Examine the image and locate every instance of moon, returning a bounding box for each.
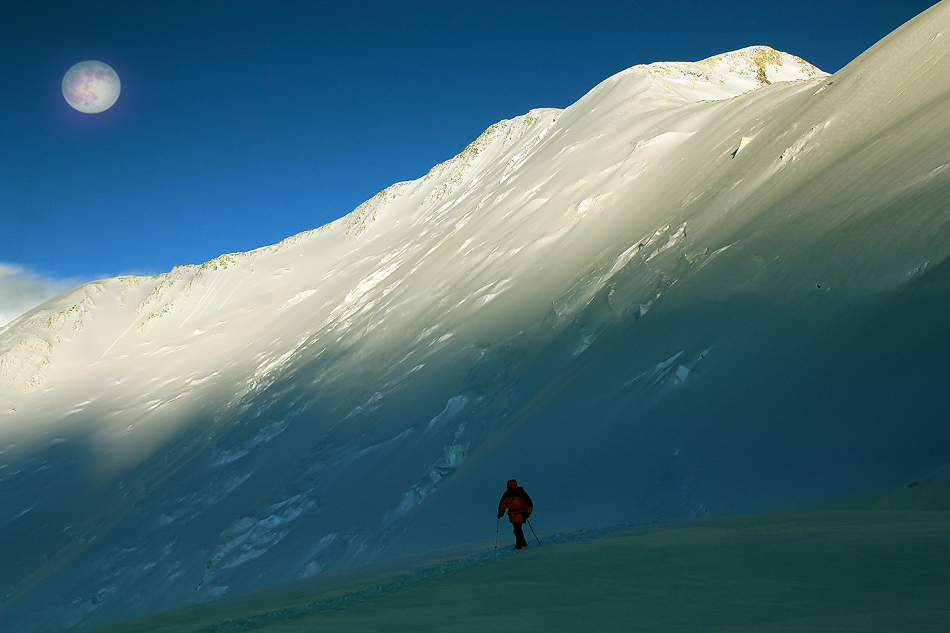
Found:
[62,61,121,114]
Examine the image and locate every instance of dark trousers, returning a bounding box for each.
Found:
[512,522,527,548]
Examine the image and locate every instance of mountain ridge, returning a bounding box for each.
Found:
[0,45,824,398]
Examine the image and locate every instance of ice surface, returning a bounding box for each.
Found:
[1,4,949,632]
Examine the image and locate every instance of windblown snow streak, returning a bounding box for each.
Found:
[2,5,949,631]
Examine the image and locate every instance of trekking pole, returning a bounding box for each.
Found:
[495,517,500,549]
[526,517,541,545]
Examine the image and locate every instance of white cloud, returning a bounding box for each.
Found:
[0,264,77,327]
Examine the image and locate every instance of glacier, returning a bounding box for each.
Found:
[1,3,949,631]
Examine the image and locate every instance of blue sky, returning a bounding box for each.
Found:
[0,0,938,322]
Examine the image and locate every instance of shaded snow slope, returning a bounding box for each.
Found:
[2,3,949,631]
[82,483,950,633]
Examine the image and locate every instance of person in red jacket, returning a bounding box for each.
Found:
[497,479,534,549]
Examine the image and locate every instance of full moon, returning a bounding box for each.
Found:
[62,61,121,114]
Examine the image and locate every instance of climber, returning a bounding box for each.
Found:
[497,479,534,549]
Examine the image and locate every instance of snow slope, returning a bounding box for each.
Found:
[1,3,949,630]
[83,483,950,633]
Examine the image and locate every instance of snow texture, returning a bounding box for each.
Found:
[81,484,947,632]
[1,5,949,631]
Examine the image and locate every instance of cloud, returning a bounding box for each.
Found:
[0,264,77,328]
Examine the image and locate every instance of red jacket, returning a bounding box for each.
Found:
[498,486,533,524]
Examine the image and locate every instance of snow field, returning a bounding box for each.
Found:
[85,483,950,633]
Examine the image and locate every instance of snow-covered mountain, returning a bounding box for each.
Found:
[2,2,949,630]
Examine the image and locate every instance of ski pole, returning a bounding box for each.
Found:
[495,517,500,549]
[526,517,541,545]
